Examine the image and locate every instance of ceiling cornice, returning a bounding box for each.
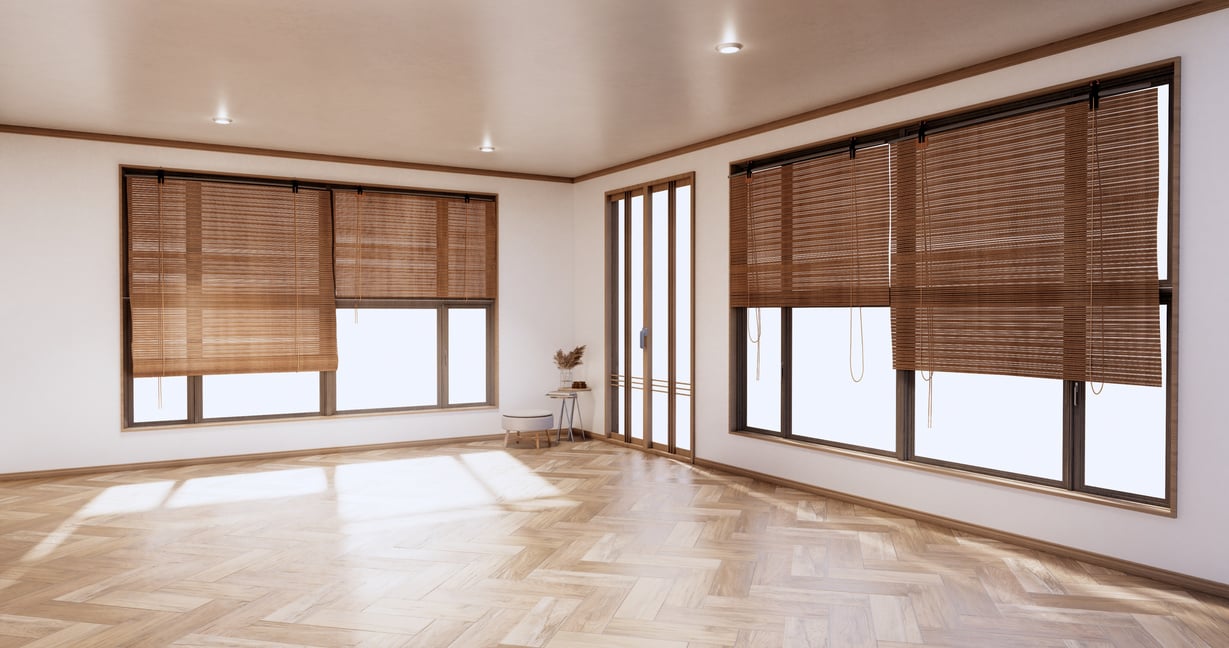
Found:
[0,124,575,184]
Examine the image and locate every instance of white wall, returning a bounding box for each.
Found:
[572,11,1229,585]
[0,135,574,473]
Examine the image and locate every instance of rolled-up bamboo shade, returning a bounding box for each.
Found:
[333,190,496,300]
[127,177,337,378]
[730,145,890,308]
[890,89,1161,386]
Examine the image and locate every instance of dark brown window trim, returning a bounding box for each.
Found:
[729,63,1178,512]
[120,169,499,430]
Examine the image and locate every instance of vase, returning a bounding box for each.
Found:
[559,368,573,388]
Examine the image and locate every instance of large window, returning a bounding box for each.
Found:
[732,65,1176,509]
[123,171,496,427]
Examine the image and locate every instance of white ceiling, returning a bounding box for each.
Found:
[0,0,1197,179]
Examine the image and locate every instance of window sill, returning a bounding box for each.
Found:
[729,429,1174,518]
[123,404,500,433]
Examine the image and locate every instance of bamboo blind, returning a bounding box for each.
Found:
[891,89,1161,386]
[333,190,496,300]
[127,177,338,377]
[730,144,891,307]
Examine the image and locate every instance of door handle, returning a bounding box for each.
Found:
[639,327,648,349]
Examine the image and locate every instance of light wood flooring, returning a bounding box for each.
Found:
[1,438,1226,647]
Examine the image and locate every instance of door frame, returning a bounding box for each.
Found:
[604,172,695,459]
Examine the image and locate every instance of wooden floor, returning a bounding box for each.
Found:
[1,439,1226,647]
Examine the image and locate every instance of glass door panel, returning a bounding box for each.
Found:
[628,193,645,443]
[650,188,670,448]
[614,198,627,439]
[675,184,692,451]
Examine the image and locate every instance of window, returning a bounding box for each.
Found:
[731,64,1175,509]
[123,170,497,427]
[335,308,437,411]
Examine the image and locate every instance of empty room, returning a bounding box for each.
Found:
[2,1,1228,646]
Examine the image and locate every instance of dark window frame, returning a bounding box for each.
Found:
[121,168,498,429]
[730,63,1178,511]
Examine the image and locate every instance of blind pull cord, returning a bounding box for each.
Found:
[355,188,363,324]
[465,195,474,301]
[748,307,763,381]
[1088,90,1105,396]
[743,168,762,381]
[918,133,935,428]
[156,171,165,409]
[850,307,865,383]
[849,142,865,383]
[292,183,302,373]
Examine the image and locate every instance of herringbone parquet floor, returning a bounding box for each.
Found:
[1,438,1226,647]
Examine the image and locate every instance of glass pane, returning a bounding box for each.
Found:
[792,308,895,451]
[629,194,645,441]
[914,372,1062,481]
[448,308,487,404]
[630,195,644,380]
[651,188,670,384]
[336,309,437,411]
[616,199,625,377]
[630,382,644,441]
[652,391,669,447]
[676,394,692,451]
[1084,308,1167,498]
[617,385,627,437]
[203,372,319,419]
[650,189,670,447]
[745,307,781,432]
[132,376,188,423]
[676,185,691,385]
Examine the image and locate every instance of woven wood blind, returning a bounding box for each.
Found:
[127,177,338,378]
[890,89,1161,386]
[730,145,890,307]
[333,191,496,300]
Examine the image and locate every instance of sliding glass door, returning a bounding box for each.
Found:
[607,174,693,457]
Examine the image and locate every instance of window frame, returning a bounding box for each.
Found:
[730,63,1178,512]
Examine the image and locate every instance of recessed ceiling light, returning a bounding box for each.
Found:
[715,42,743,54]
[212,116,233,125]
[478,145,496,153]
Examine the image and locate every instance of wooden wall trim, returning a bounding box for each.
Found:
[6,4,1225,187]
[691,457,1229,601]
[572,0,1229,183]
[0,124,573,184]
[0,434,504,482]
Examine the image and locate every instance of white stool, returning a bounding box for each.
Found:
[502,410,554,449]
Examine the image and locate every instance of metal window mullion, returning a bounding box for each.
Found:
[189,375,203,423]
[438,306,449,407]
[322,371,336,416]
[1066,380,1082,491]
[781,308,792,438]
[897,370,913,461]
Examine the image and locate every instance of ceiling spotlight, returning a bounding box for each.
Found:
[715,42,743,54]
[212,116,233,125]
[478,145,496,153]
